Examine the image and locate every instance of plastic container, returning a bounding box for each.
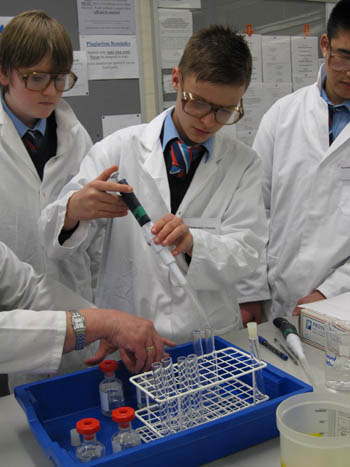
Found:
[75,418,106,462]
[111,407,141,453]
[99,360,125,417]
[276,392,350,467]
[15,337,312,467]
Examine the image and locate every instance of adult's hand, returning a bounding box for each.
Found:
[79,308,176,373]
[292,290,326,316]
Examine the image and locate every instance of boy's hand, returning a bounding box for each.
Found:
[151,213,193,257]
[64,165,133,230]
[239,302,262,327]
[292,290,326,316]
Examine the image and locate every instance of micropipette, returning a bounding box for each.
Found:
[110,172,187,287]
[273,317,316,387]
[109,172,211,328]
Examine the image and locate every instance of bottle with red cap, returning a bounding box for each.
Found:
[111,407,141,453]
[75,418,106,462]
[99,359,125,417]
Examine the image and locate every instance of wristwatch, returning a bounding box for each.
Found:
[70,310,86,351]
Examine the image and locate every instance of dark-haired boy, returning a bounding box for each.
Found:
[41,25,268,344]
[240,0,350,321]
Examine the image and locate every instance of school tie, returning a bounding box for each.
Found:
[169,139,205,178]
[328,104,349,146]
[22,130,45,154]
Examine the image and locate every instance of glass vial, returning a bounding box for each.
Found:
[111,407,141,453]
[75,418,106,462]
[99,359,125,417]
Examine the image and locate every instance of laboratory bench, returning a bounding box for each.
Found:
[0,317,334,467]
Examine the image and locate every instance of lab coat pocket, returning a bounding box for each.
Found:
[183,217,220,234]
[338,181,350,217]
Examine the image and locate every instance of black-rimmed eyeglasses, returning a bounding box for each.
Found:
[17,70,78,92]
[181,89,244,125]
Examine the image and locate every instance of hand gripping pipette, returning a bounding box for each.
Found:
[273,317,316,387]
[109,172,187,287]
[109,172,211,328]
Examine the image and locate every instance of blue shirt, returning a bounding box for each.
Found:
[1,93,46,138]
[320,70,350,142]
[162,110,213,163]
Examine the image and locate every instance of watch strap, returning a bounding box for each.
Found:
[70,310,86,351]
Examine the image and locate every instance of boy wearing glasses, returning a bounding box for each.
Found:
[239,0,350,323]
[41,25,267,344]
[0,10,101,303]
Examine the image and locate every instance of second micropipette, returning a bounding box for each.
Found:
[273,317,315,387]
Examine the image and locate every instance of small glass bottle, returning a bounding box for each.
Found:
[99,359,125,417]
[75,418,106,462]
[111,407,141,453]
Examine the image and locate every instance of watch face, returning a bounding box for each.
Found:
[74,316,84,329]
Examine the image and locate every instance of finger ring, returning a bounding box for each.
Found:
[146,345,154,352]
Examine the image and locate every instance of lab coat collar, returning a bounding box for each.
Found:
[138,108,220,214]
[161,110,213,162]
[140,107,220,164]
[315,64,350,156]
[1,93,46,137]
[0,98,40,179]
[316,63,325,93]
[54,99,81,157]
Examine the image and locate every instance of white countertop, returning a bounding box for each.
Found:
[0,318,333,467]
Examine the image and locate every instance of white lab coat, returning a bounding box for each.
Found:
[0,241,94,377]
[41,108,267,344]
[252,64,350,317]
[0,98,101,301]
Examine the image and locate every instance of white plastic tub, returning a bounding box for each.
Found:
[276,392,350,467]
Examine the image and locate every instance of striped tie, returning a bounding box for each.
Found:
[22,130,44,153]
[169,139,205,178]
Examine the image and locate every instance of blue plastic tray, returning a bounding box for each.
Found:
[15,337,312,466]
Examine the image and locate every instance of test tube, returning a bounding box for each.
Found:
[204,326,219,401]
[177,355,192,430]
[161,356,179,433]
[151,361,169,436]
[186,354,204,425]
[192,329,204,356]
[204,326,215,355]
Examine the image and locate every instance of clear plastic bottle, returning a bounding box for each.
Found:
[99,360,125,417]
[75,418,106,462]
[111,407,141,453]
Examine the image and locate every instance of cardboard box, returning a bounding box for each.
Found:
[299,292,350,350]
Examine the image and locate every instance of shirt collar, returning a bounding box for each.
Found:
[162,109,213,162]
[320,66,350,111]
[1,93,46,138]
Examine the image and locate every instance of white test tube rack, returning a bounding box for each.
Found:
[129,346,269,443]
